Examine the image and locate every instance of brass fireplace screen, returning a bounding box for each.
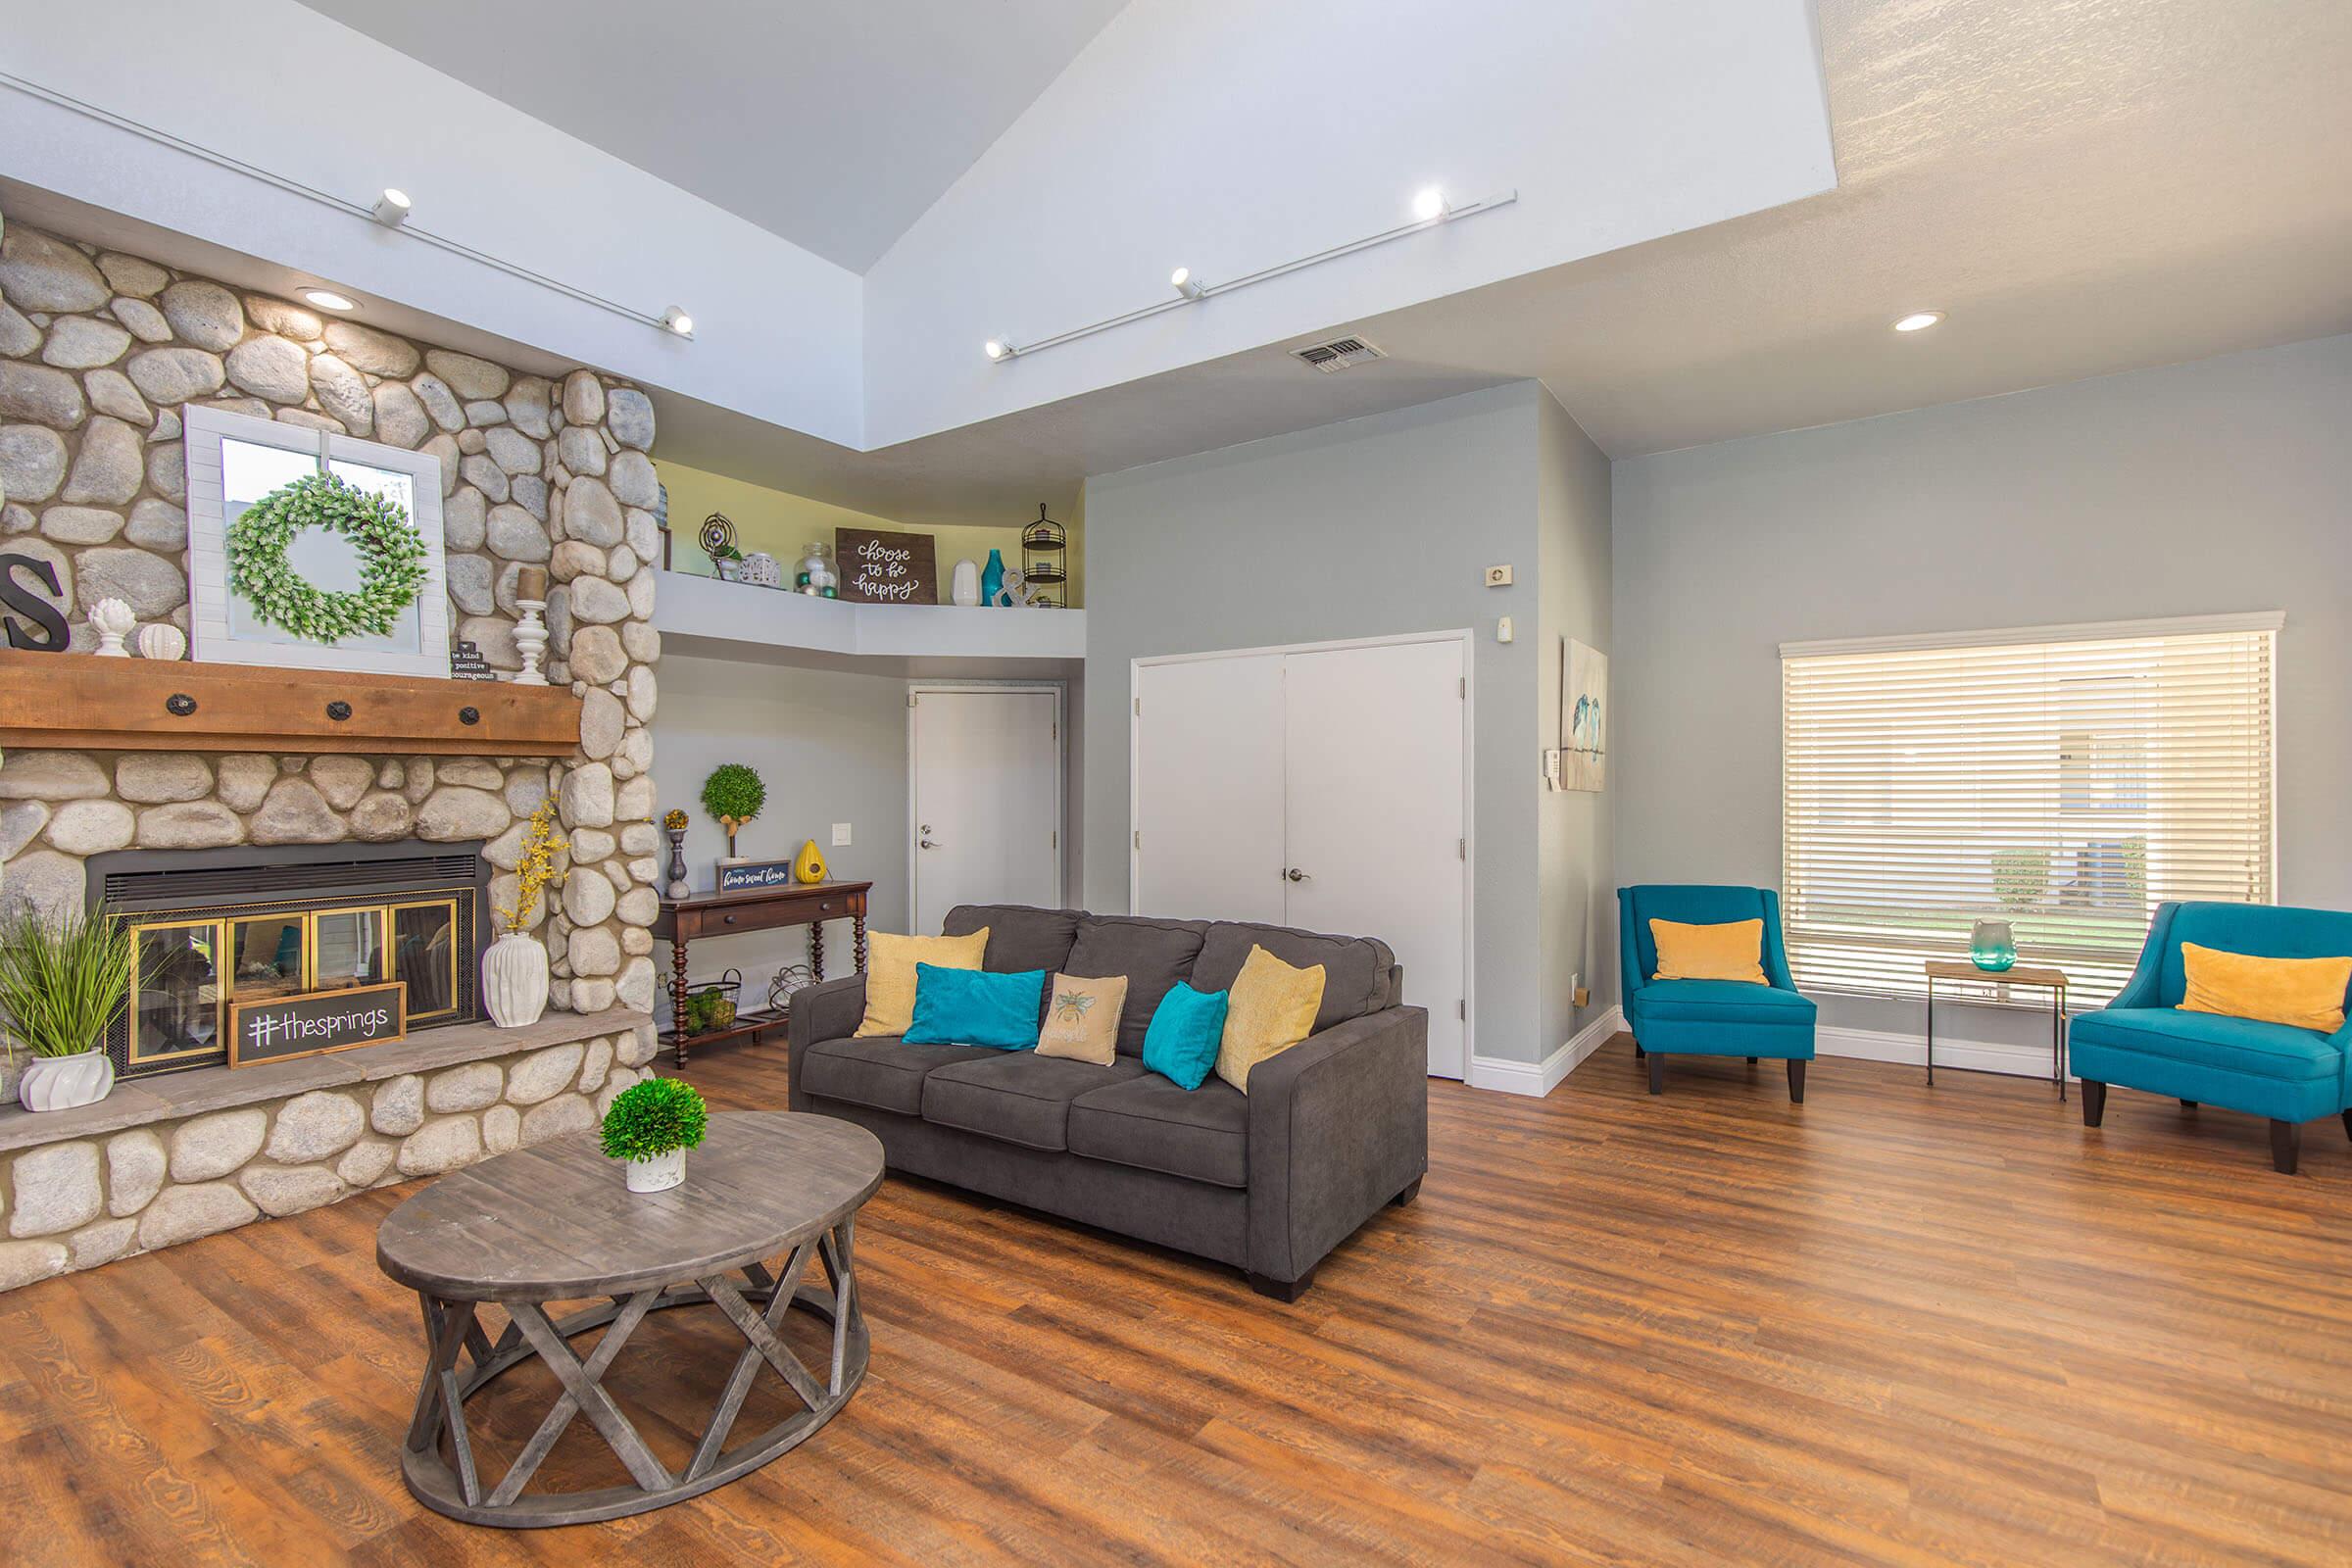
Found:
[93,844,489,1079]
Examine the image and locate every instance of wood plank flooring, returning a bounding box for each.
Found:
[4,1037,2348,1566]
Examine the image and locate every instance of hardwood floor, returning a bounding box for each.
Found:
[5,1037,2349,1566]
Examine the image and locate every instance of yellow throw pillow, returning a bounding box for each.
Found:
[856,928,989,1037]
[1215,946,1326,1094]
[1036,972,1127,1065]
[2178,942,2351,1032]
[1649,917,1768,984]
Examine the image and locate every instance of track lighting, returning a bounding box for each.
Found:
[661,306,695,337]
[370,187,412,226]
[1411,186,1450,222]
[1170,267,1207,301]
[984,337,1016,362]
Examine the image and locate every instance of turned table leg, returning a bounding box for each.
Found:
[670,939,691,1067]
[809,921,825,983]
[853,910,866,972]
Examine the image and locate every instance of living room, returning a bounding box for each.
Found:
[0,2,2347,1563]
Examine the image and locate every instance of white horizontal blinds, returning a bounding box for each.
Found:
[1782,622,2275,1004]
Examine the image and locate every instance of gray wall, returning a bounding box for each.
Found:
[1084,382,1562,1061]
[1612,332,2352,1042]
[653,653,913,995]
[1536,391,1616,1048]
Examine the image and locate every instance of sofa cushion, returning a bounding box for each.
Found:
[798,1035,1003,1115]
[1192,921,1394,1031]
[921,1053,1148,1152]
[1065,915,1208,1055]
[1068,1073,1250,1189]
[1632,979,1815,1024]
[905,963,1047,1049]
[2069,1007,2340,1083]
[944,904,1082,975]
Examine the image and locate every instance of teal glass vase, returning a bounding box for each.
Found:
[980,549,1005,607]
[1970,918,2017,972]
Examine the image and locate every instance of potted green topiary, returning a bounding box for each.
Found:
[0,907,136,1112]
[601,1076,710,1193]
[700,762,765,865]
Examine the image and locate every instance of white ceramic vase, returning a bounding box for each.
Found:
[951,558,981,607]
[626,1147,686,1194]
[482,932,550,1028]
[19,1049,115,1112]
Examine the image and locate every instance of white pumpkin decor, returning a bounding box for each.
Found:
[134,622,188,661]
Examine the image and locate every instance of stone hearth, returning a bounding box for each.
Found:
[0,1006,657,1292]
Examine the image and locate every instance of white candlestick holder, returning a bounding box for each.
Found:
[514,599,550,686]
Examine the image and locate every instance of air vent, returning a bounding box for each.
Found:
[1290,335,1387,373]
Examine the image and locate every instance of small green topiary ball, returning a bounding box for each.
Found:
[600,1077,710,1162]
[700,762,765,827]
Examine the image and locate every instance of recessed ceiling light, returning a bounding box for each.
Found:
[1411,186,1449,222]
[301,288,357,312]
[1892,310,1945,332]
[370,187,412,226]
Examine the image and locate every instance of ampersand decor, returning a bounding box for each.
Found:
[225,472,427,644]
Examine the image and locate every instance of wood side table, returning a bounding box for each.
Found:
[652,881,870,1066]
[1924,959,2069,1099]
[376,1111,885,1528]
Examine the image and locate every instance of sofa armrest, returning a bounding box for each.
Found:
[1246,1005,1429,1286]
[787,974,867,1110]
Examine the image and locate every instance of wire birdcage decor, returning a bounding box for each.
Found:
[1021,502,1065,605]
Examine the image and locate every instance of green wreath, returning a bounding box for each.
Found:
[225,471,429,643]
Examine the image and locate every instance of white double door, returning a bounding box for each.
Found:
[1132,636,1469,1078]
[909,685,1063,935]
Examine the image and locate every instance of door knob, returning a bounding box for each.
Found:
[920,839,940,850]
[1285,867,1309,882]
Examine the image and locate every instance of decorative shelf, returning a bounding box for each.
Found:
[654,570,1084,672]
[0,650,581,756]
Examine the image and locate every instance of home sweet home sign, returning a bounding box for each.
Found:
[835,527,938,605]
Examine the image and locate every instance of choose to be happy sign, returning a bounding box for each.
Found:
[835,527,939,605]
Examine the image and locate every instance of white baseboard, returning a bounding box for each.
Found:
[1467,1005,1625,1098]
[1817,1023,2070,1080]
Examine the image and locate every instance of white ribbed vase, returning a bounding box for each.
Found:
[19,1049,115,1112]
[482,932,550,1028]
[626,1148,686,1193]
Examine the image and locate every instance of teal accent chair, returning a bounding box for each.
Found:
[1618,886,1817,1101]
[2072,901,2352,1174]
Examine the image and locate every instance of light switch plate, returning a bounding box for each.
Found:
[1496,614,1514,643]
[831,822,852,846]
[1485,564,1514,587]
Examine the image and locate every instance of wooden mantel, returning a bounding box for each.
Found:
[0,651,580,757]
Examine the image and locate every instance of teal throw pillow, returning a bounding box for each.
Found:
[1142,982,1230,1090]
[905,963,1046,1050]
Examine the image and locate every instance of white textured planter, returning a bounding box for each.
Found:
[626,1147,686,1194]
[18,1049,115,1112]
[482,932,551,1028]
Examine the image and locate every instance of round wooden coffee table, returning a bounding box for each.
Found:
[376,1110,884,1528]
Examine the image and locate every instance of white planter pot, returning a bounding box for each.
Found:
[626,1147,686,1193]
[18,1049,115,1112]
[482,932,551,1028]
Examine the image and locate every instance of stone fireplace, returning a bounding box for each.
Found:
[0,209,672,1291]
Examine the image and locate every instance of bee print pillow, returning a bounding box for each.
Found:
[1035,972,1129,1065]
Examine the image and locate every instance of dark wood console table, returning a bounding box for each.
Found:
[652,882,870,1065]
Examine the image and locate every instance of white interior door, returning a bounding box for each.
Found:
[910,687,1062,934]
[1133,654,1286,923]
[1281,640,1469,1079]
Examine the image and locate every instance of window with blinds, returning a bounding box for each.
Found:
[1781,614,2278,1005]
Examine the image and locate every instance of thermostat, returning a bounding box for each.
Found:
[1485,564,1514,587]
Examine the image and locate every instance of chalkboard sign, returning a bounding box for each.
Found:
[835,526,938,605]
[228,982,408,1067]
[449,639,498,681]
[716,858,804,895]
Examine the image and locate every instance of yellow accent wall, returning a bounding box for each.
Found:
[655,461,1082,607]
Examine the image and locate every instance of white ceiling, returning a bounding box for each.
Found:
[291,0,1130,273]
[652,0,2352,525]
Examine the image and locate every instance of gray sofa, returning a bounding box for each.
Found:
[787,904,1429,1299]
